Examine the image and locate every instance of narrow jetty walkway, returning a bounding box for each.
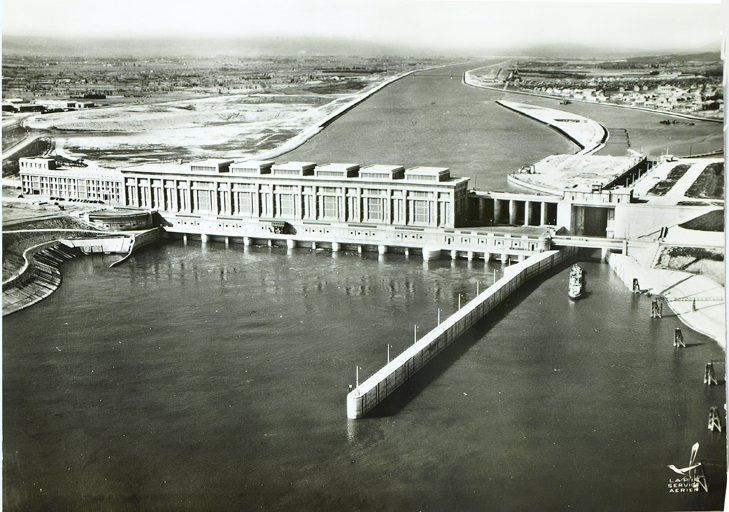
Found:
[347,248,576,419]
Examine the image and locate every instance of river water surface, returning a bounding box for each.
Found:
[282,62,723,191]
[3,62,725,511]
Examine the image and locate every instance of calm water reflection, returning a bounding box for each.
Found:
[3,244,725,511]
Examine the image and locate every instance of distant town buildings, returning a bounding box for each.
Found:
[2,99,96,113]
[472,59,724,119]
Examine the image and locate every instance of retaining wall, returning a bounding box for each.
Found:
[2,242,82,316]
[109,228,164,267]
[346,247,576,418]
[60,236,131,254]
[605,251,725,347]
[3,229,163,315]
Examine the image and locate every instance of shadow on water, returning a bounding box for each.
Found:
[364,263,567,418]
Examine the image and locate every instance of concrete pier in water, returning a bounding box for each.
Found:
[347,247,576,419]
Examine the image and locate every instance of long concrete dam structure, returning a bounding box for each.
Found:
[346,247,577,419]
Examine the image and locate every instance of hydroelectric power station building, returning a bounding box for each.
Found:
[19,154,710,261]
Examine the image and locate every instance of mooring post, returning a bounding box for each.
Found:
[704,363,718,385]
[708,407,722,432]
[674,327,684,348]
[651,299,662,319]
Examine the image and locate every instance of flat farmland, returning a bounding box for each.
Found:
[4,50,454,167]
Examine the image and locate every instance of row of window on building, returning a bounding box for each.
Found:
[22,174,122,202]
[125,180,460,227]
[19,158,469,229]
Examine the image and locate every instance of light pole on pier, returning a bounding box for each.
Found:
[414,325,418,344]
[387,344,390,364]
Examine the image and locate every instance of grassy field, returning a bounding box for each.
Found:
[2,124,27,149]
[685,161,724,199]
[2,138,53,177]
[679,209,724,231]
[654,245,724,285]
[646,164,691,196]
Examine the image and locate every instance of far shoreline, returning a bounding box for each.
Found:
[463,69,723,125]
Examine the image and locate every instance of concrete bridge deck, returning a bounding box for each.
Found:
[551,235,627,251]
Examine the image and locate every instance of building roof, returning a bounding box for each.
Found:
[116,161,469,187]
[314,163,360,178]
[272,162,317,171]
[404,166,451,182]
[361,164,405,173]
[189,159,234,170]
[21,165,122,180]
[230,160,274,169]
[509,154,641,194]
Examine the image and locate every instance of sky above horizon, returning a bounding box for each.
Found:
[2,0,723,53]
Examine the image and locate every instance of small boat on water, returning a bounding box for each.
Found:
[568,265,583,300]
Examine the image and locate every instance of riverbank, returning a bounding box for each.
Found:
[608,251,725,349]
[255,70,418,161]
[2,242,81,316]
[211,62,472,162]
[464,70,724,126]
[20,68,438,170]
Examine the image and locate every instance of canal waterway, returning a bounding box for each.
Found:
[3,61,726,511]
[282,62,723,191]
